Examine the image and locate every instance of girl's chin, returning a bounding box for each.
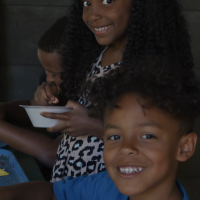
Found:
[94,37,113,46]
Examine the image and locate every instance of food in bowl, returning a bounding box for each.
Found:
[20,105,73,128]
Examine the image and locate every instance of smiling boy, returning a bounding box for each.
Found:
[85,58,200,200]
[0,59,199,200]
[103,94,192,200]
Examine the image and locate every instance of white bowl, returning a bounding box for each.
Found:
[20,105,73,128]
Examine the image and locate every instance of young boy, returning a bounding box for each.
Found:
[0,59,199,199]
[33,15,68,105]
[0,16,68,169]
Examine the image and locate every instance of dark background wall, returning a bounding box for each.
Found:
[0,0,199,102]
[183,0,200,80]
[0,0,72,101]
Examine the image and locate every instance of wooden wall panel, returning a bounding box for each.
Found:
[0,65,44,101]
[0,0,72,6]
[181,0,200,10]
[0,5,69,65]
[0,0,71,101]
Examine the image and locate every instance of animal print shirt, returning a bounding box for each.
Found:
[51,48,122,182]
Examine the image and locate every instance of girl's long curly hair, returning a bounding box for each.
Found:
[60,0,193,102]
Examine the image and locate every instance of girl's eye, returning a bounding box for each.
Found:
[102,0,113,5]
[108,135,121,140]
[83,1,91,7]
[142,134,156,139]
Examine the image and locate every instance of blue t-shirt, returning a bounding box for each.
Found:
[53,171,190,200]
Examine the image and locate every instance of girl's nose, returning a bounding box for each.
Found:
[88,5,102,22]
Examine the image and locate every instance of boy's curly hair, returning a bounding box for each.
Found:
[38,16,68,54]
[38,16,69,105]
[84,57,200,134]
[60,0,193,102]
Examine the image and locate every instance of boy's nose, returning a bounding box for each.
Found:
[119,140,139,156]
[46,76,54,83]
[88,5,102,22]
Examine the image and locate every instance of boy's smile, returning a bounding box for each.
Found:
[103,94,183,199]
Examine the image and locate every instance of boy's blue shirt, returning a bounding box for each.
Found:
[53,171,190,200]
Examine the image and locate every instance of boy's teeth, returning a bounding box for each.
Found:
[119,167,144,174]
[138,167,142,171]
[94,25,110,32]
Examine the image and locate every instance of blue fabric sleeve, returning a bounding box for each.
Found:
[54,175,189,200]
[53,171,127,200]
[176,180,190,200]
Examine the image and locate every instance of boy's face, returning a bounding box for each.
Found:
[38,49,63,88]
[103,94,183,198]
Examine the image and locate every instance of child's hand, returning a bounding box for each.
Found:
[40,100,91,137]
[34,81,59,106]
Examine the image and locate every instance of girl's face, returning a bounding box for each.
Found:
[82,0,132,47]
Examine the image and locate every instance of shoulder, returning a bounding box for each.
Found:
[54,171,110,188]
[53,171,127,200]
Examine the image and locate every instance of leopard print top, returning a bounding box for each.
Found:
[51,48,122,182]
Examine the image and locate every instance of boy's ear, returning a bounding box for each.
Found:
[177,132,197,162]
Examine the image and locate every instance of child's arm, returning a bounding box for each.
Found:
[0,120,62,167]
[40,100,104,140]
[0,81,59,125]
[0,181,56,200]
[0,100,32,126]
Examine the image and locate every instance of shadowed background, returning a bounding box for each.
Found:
[0,0,72,101]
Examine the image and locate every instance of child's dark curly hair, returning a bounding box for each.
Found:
[38,16,68,54]
[38,16,69,105]
[85,57,200,135]
[60,0,193,102]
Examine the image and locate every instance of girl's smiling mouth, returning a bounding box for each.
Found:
[93,25,113,35]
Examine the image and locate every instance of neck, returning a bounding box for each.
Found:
[109,35,127,52]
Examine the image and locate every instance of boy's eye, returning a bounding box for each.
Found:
[141,134,156,139]
[102,0,113,5]
[108,135,121,140]
[83,1,91,7]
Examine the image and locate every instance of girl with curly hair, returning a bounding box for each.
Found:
[37,0,193,182]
